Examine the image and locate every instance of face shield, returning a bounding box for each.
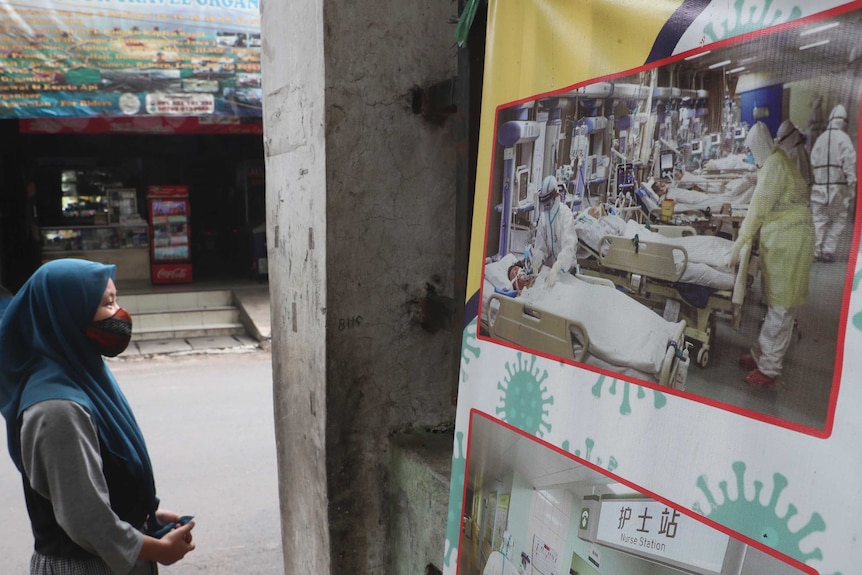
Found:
[538,191,558,212]
[538,175,559,212]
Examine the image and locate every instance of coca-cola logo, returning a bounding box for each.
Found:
[156,267,189,279]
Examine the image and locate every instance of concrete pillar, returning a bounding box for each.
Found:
[263,0,458,572]
[260,0,330,573]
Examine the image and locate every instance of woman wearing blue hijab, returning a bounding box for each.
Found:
[0,259,195,574]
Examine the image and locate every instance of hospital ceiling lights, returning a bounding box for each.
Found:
[799,21,840,36]
[799,39,831,51]
[683,50,711,61]
[672,11,859,82]
[797,19,839,51]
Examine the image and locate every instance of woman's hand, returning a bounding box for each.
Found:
[159,520,196,565]
[139,519,196,565]
[155,508,180,525]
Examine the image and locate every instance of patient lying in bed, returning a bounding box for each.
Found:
[702,153,755,172]
[574,211,737,291]
[520,268,684,377]
[651,174,757,213]
[482,256,685,378]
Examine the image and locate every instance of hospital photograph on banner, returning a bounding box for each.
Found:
[457,411,817,575]
[477,7,860,436]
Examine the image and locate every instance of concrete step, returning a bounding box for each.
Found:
[132,319,247,341]
[122,290,248,342]
[122,289,234,313]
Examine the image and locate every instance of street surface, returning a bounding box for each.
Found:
[0,350,284,574]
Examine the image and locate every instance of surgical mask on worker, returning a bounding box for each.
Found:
[539,193,557,212]
[86,307,133,357]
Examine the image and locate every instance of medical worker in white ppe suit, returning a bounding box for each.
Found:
[731,122,815,388]
[809,104,857,263]
[525,176,578,287]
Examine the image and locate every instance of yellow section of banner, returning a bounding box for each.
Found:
[466,0,684,302]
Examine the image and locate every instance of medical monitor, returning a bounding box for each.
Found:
[659,151,674,179]
[709,133,721,146]
[587,155,598,179]
[733,126,746,139]
[615,163,636,195]
[690,140,702,154]
[515,166,530,201]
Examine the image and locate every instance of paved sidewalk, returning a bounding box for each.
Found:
[119,284,272,359]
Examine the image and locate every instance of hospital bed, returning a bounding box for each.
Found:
[574,214,754,368]
[481,256,689,388]
[636,175,755,238]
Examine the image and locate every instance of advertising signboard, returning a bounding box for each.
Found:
[445,2,862,575]
[0,0,261,118]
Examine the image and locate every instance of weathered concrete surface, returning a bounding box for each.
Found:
[261,0,330,573]
[322,1,459,573]
[388,431,454,575]
[263,0,459,573]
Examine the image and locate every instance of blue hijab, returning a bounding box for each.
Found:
[0,259,157,513]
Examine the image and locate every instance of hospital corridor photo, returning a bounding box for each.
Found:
[459,413,813,575]
[477,9,859,434]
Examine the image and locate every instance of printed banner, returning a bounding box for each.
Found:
[19,115,263,134]
[447,2,862,575]
[0,0,261,118]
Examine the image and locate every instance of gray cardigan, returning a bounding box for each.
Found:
[21,399,154,575]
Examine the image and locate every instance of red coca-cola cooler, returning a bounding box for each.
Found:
[147,185,193,284]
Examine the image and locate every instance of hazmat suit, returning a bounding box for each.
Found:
[809,104,857,262]
[527,176,578,287]
[776,120,812,186]
[732,122,815,385]
[807,95,825,153]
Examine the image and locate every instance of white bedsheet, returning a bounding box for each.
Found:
[518,271,684,376]
[574,213,736,290]
[621,220,735,290]
[674,161,755,192]
[703,153,755,171]
[484,253,519,291]
[665,175,755,212]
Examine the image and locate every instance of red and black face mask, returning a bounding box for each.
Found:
[86,308,133,357]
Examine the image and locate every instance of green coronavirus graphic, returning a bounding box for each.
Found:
[702,0,802,43]
[694,461,834,570]
[496,352,553,437]
[562,438,618,472]
[591,375,667,415]
[444,431,466,568]
[460,318,481,384]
